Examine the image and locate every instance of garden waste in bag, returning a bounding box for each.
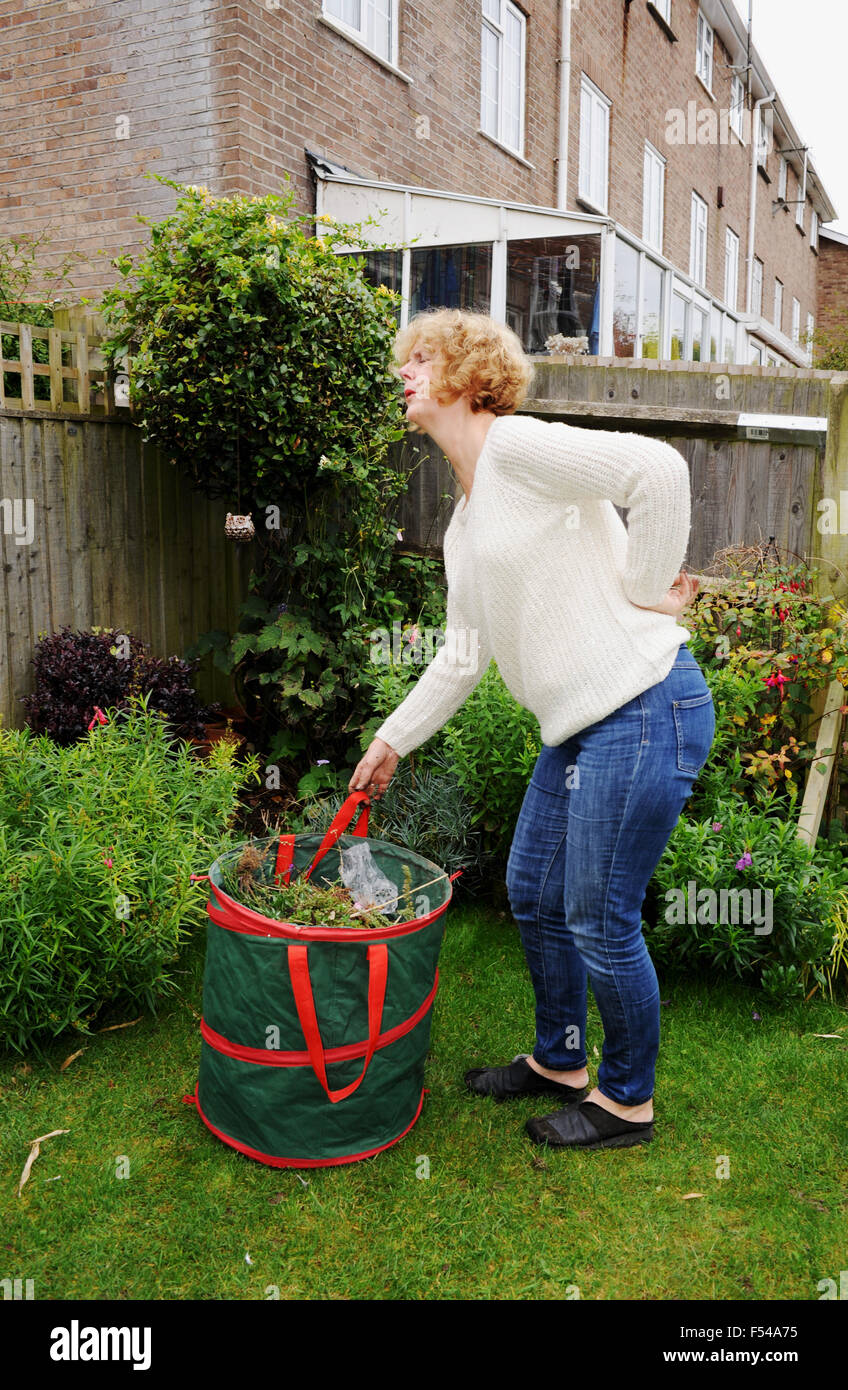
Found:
[184,791,460,1167]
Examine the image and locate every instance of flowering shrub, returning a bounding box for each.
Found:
[684,556,848,810]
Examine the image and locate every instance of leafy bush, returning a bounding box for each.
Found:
[684,554,848,813]
[288,745,487,892]
[0,701,259,1055]
[98,174,447,777]
[22,625,220,745]
[644,791,845,1000]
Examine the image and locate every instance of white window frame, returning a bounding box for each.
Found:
[778,154,787,200]
[811,209,819,250]
[322,0,397,67]
[752,256,763,318]
[796,187,805,232]
[791,296,801,345]
[480,0,527,157]
[653,0,672,21]
[579,73,610,214]
[690,192,708,288]
[642,141,665,253]
[730,74,744,140]
[724,226,739,312]
[805,312,815,362]
[774,278,783,331]
[696,11,714,93]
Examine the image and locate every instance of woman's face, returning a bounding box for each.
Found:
[399,341,439,422]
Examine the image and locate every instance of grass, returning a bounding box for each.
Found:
[1,899,846,1301]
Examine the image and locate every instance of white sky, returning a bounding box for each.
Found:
[727,0,847,234]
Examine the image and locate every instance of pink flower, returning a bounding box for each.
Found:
[735,851,753,870]
[712,822,722,832]
[87,706,108,730]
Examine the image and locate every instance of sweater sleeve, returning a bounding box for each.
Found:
[492,415,692,608]
[371,586,493,759]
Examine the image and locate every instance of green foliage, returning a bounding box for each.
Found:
[98,174,445,776]
[0,700,259,1055]
[287,747,486,888]
[645,791,844,997]
[96,175,405,503]
[684,556,848,815]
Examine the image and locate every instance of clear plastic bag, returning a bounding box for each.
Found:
[338,840,401,917]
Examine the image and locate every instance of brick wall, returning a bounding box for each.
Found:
[0,0,831,336]
[0,0,562,301]
[816,235,848,352]
[569,0,819,337]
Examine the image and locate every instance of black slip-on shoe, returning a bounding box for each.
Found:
[526,1099,654,1149]
[464,1053,588,1103]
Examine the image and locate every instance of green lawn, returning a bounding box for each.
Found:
[1,901,846,1301]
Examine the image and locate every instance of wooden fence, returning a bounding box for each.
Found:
[395,357,848,591]
[2,310,848,731]
[0,410,251,727]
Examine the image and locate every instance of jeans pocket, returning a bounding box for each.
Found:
[672,692,715,775]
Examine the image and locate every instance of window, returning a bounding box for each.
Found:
[730,74,744,139]
[756,108,769,168]
[653,0,672,20]
[480,0,526,154]
[323,0,395,65]
[806,312,815,360]
[690,192,708,287]
[579,75,610,213]
[752,256,763,317]
[791,297,800,345]
[506,234,602,354]
[696,11,713,91]
[811,209,819,250]
[796,187,805,232]
[410,243,492,317]
[774,278,783,331]
[643,142,665,253]
[724,227,739,311]
[778,154,787,200]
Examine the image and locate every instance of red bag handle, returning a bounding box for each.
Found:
[287,942,388,1103]
[301,790,371,883]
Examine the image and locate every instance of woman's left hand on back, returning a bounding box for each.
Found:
[632,570,700,617]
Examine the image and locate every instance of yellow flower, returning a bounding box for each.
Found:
[317,214,333,224]
[822,649,833,664]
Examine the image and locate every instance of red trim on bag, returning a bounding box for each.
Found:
[287,941,387,1102]
[190,1081,426,1168]
[274,834,295,885]
[206,884,451,942]
[200,969,439,1067]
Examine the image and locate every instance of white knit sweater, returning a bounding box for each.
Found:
[373,411,693,758]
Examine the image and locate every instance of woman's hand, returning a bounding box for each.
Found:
[348,738,400,801]
[632,570,700,617]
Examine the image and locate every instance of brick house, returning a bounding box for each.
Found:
[816,226,848,356]
[0,0,840,365]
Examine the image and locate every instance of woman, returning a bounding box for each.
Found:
[348,309,715,1151]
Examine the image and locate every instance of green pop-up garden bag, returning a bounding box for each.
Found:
[184,791,459,1168]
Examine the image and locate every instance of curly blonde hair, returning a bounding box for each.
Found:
[392,309,534,424]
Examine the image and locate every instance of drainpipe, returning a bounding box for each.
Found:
[745,91,775,314]
[556,0,573,208]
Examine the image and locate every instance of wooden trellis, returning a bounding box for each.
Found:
[0,320,124,415]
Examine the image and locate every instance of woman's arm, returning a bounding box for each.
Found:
[367,587,493,760]
[491,415,692,609]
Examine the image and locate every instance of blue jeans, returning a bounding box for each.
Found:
[504,643,715,1105]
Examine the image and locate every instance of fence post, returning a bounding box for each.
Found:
[815,372,848,602]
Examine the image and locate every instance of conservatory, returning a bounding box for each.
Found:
[309,156,793,366]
